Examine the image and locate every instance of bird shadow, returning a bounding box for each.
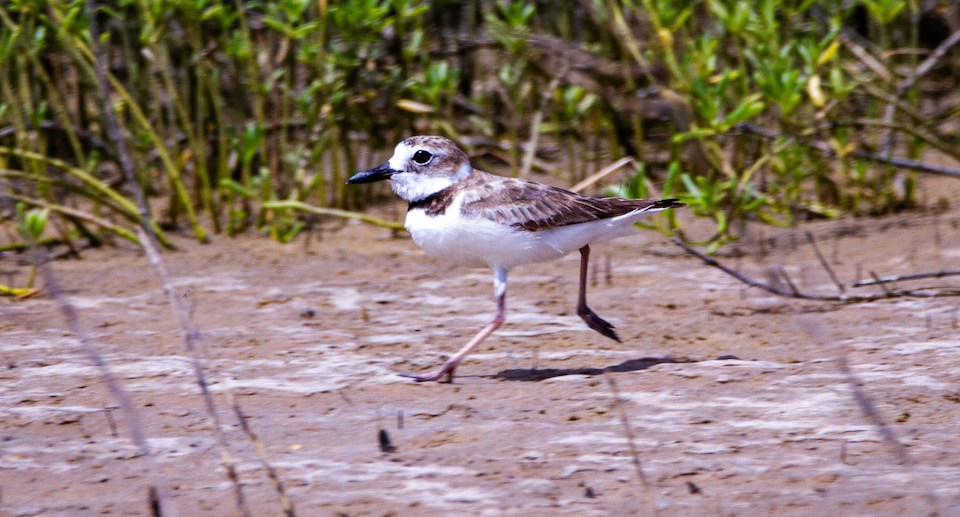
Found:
[492,356,703,382]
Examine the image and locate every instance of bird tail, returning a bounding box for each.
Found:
[649,198,685,210]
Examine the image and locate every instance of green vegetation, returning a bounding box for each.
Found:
[1,1,957,255]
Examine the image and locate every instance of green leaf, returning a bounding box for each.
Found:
[673,127,716,144]
[721,95,765,127]
[220,179,256,199]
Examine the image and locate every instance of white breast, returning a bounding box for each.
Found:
[404,192,658,270]
[404,193,564,269]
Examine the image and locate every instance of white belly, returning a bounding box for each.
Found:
[405,208,563,269]
[404,202,650,270]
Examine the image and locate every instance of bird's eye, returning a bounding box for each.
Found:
[413,150,433,165]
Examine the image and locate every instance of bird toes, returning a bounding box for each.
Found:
[578,306,621,342]
[399,364,457,383]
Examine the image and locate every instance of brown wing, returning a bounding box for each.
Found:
[460,171,681,232]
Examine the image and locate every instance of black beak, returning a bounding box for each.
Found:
[347,162,396,184]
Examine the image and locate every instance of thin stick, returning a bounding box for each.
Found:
[223,388,297,517]
[103,404,119,438]
[736,123,960,179]
[606,376,659,517]
[838,30,893,81]
[86,1,250,512]
[137,229,251,517]
[672,238,960,302]
[796,317,940,514]
[776,266,800,296]
[604,253,613,287]
[673,237,838,300]
[262,200,405,231]
[6,193,141,244]
[869,271,895,297]
[521,63,567,178]
[805,232,845,294]
[570,157,635,193]
[852,269,960,287]
[30,245,176,517]
[879,27,960,155]
[801,324,892,448]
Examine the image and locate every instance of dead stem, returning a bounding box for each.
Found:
[805,232,845,294]
[30,244,177,517]
[606,376,659,517]
[87,0,250,511]
[879,27,960,157]
[136,229,252,517]
[735,123,960,179]
[796,317,941,516]
[852,269,960,287]
[521,63,568,179]
[672,238,960,302]
[224,388,298,516]
[868,271,895,297]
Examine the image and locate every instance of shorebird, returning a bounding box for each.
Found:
[348,136,683,382]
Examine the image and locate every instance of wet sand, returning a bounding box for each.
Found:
[2,180,960,516]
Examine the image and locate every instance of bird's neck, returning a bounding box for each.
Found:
[407,184,458,216]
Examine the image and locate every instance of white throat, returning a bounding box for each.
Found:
[389,161,471,202]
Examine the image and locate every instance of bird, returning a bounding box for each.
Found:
[348,135,683,382]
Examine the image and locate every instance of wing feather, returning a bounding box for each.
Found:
[460,171,682,232]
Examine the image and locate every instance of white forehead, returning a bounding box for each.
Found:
[388,142,420,171]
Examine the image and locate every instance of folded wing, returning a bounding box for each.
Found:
[461,171,682,232]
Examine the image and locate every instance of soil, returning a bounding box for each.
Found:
[2,177,960,516]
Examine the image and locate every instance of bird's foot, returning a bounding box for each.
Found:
[578,305,621,342]
[399,363,457,383]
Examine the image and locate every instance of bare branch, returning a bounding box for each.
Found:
[838,30,893,81]
[261,200,405,231]
[805,232,845,294]
[735,123,960,179]
[879,26,960,158]
[869,271,895,297]
[776,265,801,296]
[853,269,960,288]
[522,61,569,178]
[86,1,252,512]
[30,244,176,517]
[672,237,840,300]
[797,317,940,514]
[672,238,960,303]
[223,389,297,517]
[135,230,252,516]
[607,376,659,517]
[570,157,636,194]
[901,27,960,94]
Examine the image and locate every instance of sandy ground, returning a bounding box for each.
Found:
[2,179,960,516]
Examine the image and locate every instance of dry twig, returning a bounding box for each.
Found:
[607,376,659,517]
[521,62,569,178]
[86,2,257,514]
[879,27,960,156]
[735,123,960,179]
[805,232,845,294]
[224,388,297,516]
[570,156,636,194]
[30,245,176,517]
[797,317,940,515]
[136,228,251,517]
[672,238,960,302]
[852,269,960,288]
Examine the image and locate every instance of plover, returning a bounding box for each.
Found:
[348,136,683,382]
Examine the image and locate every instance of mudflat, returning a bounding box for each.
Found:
[2,185,959,516]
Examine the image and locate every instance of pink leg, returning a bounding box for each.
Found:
[577,245,621,342]
[401,267,509,383]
